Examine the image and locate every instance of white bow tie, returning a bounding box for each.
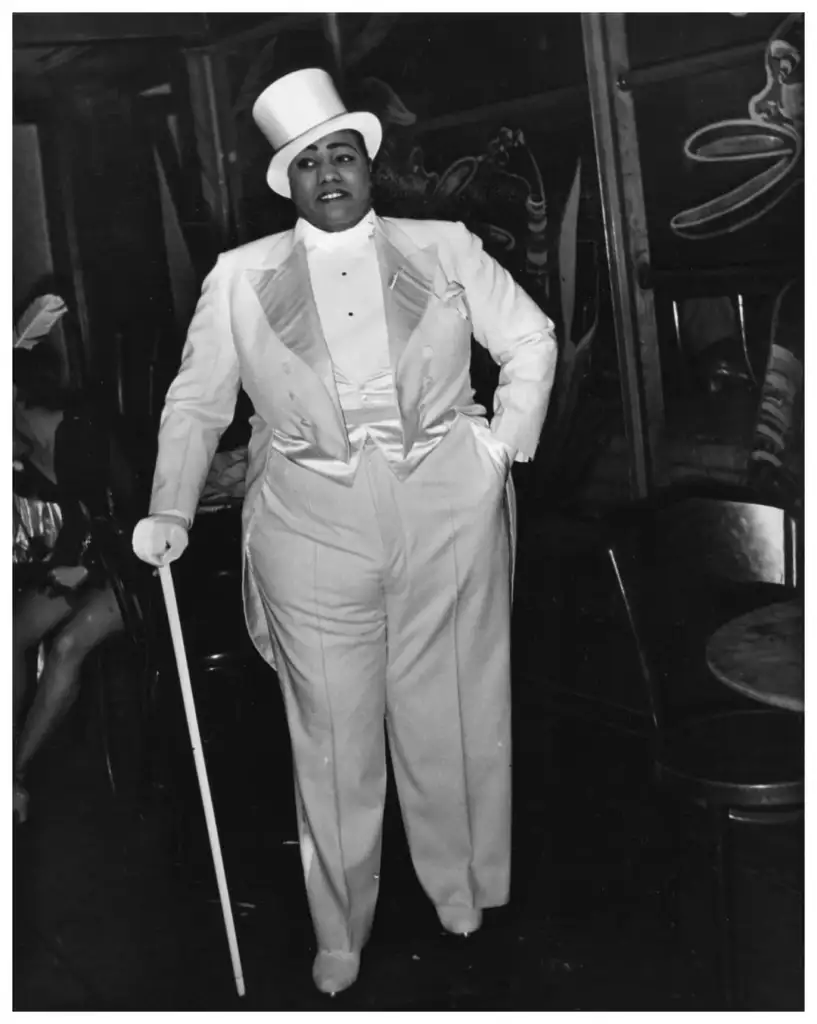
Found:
[297,211,376,253]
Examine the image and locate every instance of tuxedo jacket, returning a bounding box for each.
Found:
[149,215,557,524]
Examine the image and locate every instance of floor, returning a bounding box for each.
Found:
[13,509,804,1012]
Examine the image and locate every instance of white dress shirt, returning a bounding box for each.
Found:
[295,210,390,390]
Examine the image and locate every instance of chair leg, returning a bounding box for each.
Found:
[661,803,683,937]
[709,805,736,1009]
[562,563,581,691]
[97,674,118,797]
[606,545,663,731]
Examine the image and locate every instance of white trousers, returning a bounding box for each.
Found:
[247,416,513,953]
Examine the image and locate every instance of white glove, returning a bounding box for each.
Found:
[132,515,189,567]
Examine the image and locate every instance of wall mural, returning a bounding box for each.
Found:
[373,123,552,300]
[670,13,803,240]
[353,61,604,488]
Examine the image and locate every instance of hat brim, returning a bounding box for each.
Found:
[267,111,383,198]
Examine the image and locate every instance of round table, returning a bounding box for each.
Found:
[706,601,803,712]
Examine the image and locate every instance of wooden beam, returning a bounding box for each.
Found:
[13,13,208,47]
[413,83,588,136]
[209,13,322,54]
[36,109,94,384]
[141,100,213,280]
[184,50,236,250]
[643,264,801,296]
[624,39,767,90]
[582,13,665,500]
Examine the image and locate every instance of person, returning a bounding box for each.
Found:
[132,67,558,996]
[13,345,143,823]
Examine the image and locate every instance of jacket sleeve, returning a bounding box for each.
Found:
[149,254,241,523]
[450,221,558,460]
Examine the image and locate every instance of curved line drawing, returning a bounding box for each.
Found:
[671,149,798,234]
[432,156,482,200]
[682,121,794,163]
[480,224,516,251]
[671,14,803,239]
[671,174,802,240]
[374,125,550,293]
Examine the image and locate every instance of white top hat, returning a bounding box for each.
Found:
[252,67,383,199]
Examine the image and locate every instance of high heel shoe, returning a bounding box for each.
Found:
[13,781,29,824]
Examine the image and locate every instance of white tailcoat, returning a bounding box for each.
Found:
[149,213,558,953]
[150,215,557,667]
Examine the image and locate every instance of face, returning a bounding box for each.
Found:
[288,129,371,232]
[750,16,804,136]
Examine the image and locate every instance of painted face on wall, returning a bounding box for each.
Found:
[671,13,804,239]
[288,129,372,233]
[749,14,804,137]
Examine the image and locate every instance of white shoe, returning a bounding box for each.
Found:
[312,950,360,996]
[437,906,483,936]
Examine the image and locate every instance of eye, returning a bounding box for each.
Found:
[779,56,796,80]
[294,157,316,170]
[336,152,356,163]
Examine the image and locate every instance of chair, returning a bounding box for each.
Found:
[83,514,159,803]
[27,563,154,805]
[602,487,803,1008]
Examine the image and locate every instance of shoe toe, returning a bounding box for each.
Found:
[437,907,483,936]
[312,950,360,995]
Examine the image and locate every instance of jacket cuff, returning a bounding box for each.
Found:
[151,509,192,529]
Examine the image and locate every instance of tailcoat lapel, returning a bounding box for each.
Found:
[376,227,437,375]
[245,240,347,435]
[376,222,440,453]
[243,218,446,460]
[245,241,330,378]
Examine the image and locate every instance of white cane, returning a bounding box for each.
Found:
[157,564,246,998]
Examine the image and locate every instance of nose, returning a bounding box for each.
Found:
[320,162,341,183]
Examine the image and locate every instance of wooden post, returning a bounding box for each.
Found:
[33,105,94,388]
[582,13,664,500]
[184,48,237,250]
[324,13,345,86]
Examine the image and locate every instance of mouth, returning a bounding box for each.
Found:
[317,189,351,203]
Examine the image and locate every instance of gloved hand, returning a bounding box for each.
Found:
[132,514,189,567]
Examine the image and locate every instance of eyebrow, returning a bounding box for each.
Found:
[303,141,359,153]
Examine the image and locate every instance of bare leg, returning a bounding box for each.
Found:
[15,586,124,778]
[13,588,74,737]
